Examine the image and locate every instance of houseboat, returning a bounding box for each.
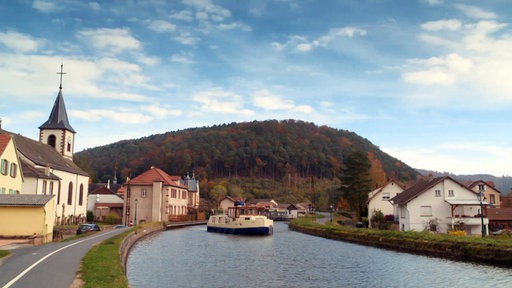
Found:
[207,205,273,235]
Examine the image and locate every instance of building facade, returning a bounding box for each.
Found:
[0,134,23,194]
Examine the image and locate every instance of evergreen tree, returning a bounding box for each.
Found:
[339,150,371,220]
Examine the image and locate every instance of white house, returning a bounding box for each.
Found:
[88,185,124,222]
[390,176,488,236]
[0,66,89,225]
[367,179,404,226]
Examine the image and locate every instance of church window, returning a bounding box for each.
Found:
[43,181,47,195]
[47,135,56,148]
[49,182,54,195]
[67,182,73,205]
[67,136,72,152]
[141,189,147,198]
[79,184,84,205]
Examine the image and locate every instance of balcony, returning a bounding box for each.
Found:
[448,215,489,226]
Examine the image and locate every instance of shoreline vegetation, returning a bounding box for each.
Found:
[289,217,512,267]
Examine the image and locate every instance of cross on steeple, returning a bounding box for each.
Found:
[57,63,66,90]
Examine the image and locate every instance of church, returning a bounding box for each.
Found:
[0,64,89,225]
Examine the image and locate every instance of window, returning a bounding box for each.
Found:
[141,189,147,198]
[182,191,186,199]
[0,159,8,175]
[478,184,486,191]
[67,136,72,152]
[435,190,441,197]
[382,192,390,200]
[420,206,432,217]
[1,187,5,194]
[400,207,406,218]
[49,182,54,195]
[490,194,496,204]
[47,135,56,148]
[42,181,47,195]
[9,163,17,178]
[67,182,73,205]
[171,189,177,198]
[448,190,454,197]
[78,184,84,206]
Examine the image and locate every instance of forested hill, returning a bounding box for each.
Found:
[74,119,419,185]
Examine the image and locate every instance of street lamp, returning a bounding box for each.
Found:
[330,203,333,224]
[477,191,486,237]
[134,198,138,226]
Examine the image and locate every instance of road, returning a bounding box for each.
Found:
[0,227,129,288]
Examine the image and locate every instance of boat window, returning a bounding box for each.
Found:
[245,217,251,220]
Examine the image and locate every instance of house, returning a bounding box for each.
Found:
[217,196,244,211]
[296,202,313,215]
[487,207,512,232]
[171,173,200,210]
[0,194,55,244]
[0,66,89,225]
[269,203,298,220]
[122,166,193,225]
[467,180,501,208]
[390,176,488,236]
[0,133,23,194]
[88,185,124,223]
[246,199,278,209]
[367,179,404,226]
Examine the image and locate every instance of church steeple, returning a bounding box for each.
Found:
[39,64,76,160]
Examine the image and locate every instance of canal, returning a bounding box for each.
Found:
[127,222,511,288]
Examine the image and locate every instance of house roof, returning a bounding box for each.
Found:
[0,194,54,206]
[0,133,12,155]
[487,208,512,221]
[0,129,88,176]
[368,179,405,201]
[38,89,76,133]
[89,186,118,195]
[127,166,185,188]
[467,180,501,193]
[20,160,60,180]
[390,176,475,205]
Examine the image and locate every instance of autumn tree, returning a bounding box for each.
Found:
[339,150,371,220]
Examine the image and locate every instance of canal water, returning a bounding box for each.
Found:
[127,222,511,288]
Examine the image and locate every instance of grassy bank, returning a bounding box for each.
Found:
[290,217,512,267]
[0,250,10,259]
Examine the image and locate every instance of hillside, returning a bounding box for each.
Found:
[74,120,419,205]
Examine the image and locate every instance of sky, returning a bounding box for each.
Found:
[1,0,512,177]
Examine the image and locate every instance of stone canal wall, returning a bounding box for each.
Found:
[289,222,512,267]
[119,223,165,273]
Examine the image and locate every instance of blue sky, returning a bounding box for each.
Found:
[1,0,512,177]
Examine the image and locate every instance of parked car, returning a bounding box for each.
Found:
[76,223,101,235]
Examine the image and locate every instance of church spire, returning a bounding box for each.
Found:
[38,63,75,133]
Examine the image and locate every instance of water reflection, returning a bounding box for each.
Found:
[127,222,512,288]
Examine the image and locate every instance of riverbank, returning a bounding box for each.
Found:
[289,218,512,267]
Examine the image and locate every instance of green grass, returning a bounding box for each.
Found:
[0,250,10,259]
[79,230,131,288]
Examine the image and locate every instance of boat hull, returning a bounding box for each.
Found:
[207,225,272,235]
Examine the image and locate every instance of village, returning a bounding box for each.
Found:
[1,71,512,244]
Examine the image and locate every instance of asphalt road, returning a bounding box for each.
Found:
[0,227,129,288]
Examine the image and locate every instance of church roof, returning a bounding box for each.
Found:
[38,89,76,133]
[0,129,88,176]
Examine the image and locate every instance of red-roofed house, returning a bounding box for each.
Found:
[122,166,191,225]
[467,180,501,208]
[88,185,124,223]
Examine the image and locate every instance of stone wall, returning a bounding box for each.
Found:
[119,223,164,273]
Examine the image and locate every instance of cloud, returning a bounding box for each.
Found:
[421,19,461,31]
[171,10,194,22]
[77,28,141,54]
[218,22,251,32]
[175,32,200,45]
[273,27,367,53]
[402,53,473,85]
[454,4,497,19]
[72,108,152,124]
[171,52,195,64]
[147,20,176,33]
[32,0,60,13]
[423,0,443,5]
[183,0,231,22]
[0,31,41,53]
[141,105,182,118]
[192,88,254,115]
[252,89,313,113]
[88,2,100,11]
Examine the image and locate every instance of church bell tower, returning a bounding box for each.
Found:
[39,64,76,160]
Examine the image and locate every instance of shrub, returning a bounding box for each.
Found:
[449,230,467,237]
[105,212,121,225]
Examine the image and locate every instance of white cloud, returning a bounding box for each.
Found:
[147,20,176,33]
[171,10,194,22]
[424,0,443,5]
[72,109,152,124]
[175,32,200,45]
[218,22,251,32]
[171,52,195,64]
[421,19,461,31]
[402,53,473,85]
[32,0,59,13]
[455,4,497,19]
[193,88,253,115]
[77,28,141,54]
[88,2,100,11]
[183,0,231,22]
[0,31,41,53]
[252,89,313,113]
[141,105,182,118]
